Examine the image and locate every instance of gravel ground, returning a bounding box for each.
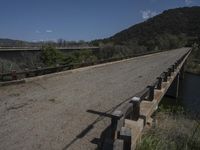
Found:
[0,48,189,150]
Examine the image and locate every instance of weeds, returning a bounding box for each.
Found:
[136,97,200,150]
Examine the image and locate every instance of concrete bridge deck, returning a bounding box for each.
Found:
[0,48,190,150]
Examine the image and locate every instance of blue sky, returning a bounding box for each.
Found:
[0,0,200,42]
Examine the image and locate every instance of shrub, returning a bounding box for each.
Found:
[41,45,64,66]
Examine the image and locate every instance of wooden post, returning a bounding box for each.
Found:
[157,77,162,90]
[11,70,17,80]
[119,127,131,150]
[163,72,168,82]
[111,111,123,140]
[131,97,140,121]
[148,86,154,101]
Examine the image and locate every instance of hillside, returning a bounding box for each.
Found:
[91,7,200,52]
[112,7,199,40]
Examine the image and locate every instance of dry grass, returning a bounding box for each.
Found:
[136,104,200,150]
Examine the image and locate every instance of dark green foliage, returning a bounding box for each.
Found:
[40,45,64,66]
[64,49,97,65]
[186,44,200,74]
[96,7,200,51]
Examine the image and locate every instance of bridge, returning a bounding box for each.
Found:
[0,47,191,150]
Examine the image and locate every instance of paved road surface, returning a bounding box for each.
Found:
[0,48,189,150]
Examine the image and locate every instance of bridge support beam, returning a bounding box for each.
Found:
[166,73,180,98]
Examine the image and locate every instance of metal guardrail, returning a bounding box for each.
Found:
[103,49,192,150]
[0,49,175,82]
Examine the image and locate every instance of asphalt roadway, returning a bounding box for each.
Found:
[0,48,190,150]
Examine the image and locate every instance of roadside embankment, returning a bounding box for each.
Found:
[136,98,200,150]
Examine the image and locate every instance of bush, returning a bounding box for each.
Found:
[41,45,64,66]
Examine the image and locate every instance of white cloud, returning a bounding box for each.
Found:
[46,30,53,33]
[185,0,193,5]
[141,10,157,19]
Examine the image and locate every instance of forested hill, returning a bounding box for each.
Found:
[93,6,200,51]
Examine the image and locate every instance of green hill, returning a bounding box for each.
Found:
[92,7,200,52]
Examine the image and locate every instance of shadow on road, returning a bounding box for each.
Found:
[62,96,133,150]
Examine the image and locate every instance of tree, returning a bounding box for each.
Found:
[41,45,64,66]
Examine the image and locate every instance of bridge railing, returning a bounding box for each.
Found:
[0,49,178,82]
[104,49,191,150]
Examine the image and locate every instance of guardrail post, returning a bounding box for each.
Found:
[11,70,17,80]
[174,61,178,69]
[168,68,172,76]
[113,139,124,150]
[131,97,140,120]
[171,65,175,72]
[119,127,131,150]
[147,86,154,101]
[178,59,180,65]
[156,77,162,90]
[111,111,123,140]
[163,72,168,82]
